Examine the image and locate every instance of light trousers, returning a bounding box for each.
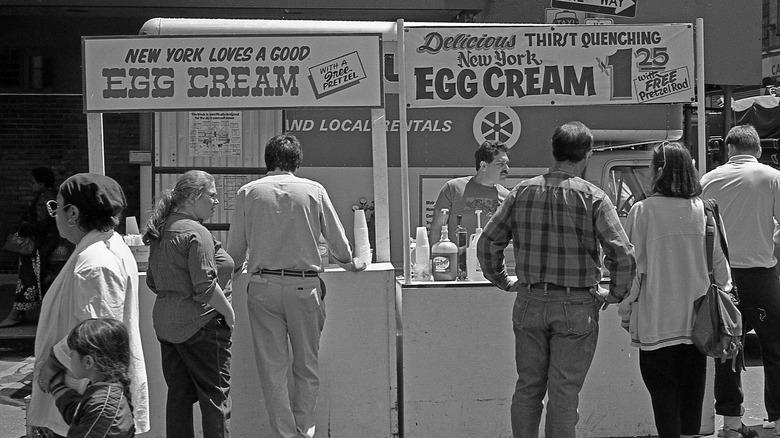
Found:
[247,274,325,438]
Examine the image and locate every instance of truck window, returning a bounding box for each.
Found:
[604,165,652,217]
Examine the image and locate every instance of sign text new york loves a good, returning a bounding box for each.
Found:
[82,34,383,112]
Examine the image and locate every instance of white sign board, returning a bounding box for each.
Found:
[763,53,780,81]
[83,34,383,112]
[404,24,694,108]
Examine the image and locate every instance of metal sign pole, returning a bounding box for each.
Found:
[87,112,106,175]
[696,17,706,176]
[396,19,412,284]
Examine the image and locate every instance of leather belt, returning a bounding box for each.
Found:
[523,282,592,293]
[260,268,319,278]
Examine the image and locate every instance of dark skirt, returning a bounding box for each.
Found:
[12,250,41,313]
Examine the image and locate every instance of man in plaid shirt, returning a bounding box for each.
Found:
[477,121,635,437]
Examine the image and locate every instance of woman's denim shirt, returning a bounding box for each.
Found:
[146,212,234,343]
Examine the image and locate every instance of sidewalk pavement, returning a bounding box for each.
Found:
[0,275,775,437]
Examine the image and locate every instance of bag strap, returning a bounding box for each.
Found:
[709,200,731,263]
[704,200,716,283]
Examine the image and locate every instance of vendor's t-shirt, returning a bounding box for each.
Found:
[432,176,511,242]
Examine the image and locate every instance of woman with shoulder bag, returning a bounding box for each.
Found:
[0,167,60,327]
[621,142,733,438]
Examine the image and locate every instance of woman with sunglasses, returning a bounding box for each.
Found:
[621,143,732,438]
[142,170,234,438]
[27,173,149,438]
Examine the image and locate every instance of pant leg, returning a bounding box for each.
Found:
[714,268,751,418]
[545,292,599,438]
[159,339,197,438]
[172,317,233,438]
[247,276,297,438]
[678,344,707,436]
[284,277,325,438]
[510,292,549,438]
[734,267,780,421]
[640,346,682,438]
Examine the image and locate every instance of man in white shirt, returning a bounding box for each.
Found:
[228,134,365,438]
[701,124,780,438]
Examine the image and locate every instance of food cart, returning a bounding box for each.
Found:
[80,18,710,437]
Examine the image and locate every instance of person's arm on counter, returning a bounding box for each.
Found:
[476,191,516,291]
[320,188,366,272]
[227,187,248,272]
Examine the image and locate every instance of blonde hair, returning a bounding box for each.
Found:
[143,170,214,243]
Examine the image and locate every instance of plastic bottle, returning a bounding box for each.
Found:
[455,214,468,280]
[431,209,458,281]
[467,209,486,282]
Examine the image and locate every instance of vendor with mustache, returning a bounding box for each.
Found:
[429,140,512,245]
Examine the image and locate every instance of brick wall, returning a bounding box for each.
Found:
[0,94,140,273]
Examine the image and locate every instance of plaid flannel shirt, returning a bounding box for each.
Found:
[477,167,635,299]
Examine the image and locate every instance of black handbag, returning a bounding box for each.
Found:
[2,232,35,256]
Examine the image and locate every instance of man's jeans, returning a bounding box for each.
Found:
[159,315,232,438]
[247,274,325,438]
[510,287,599,438]
[715,266,780,421]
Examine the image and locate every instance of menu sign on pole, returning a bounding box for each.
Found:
[403,24,694,108]
[82,34,383,112]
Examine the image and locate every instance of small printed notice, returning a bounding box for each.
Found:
[218,175,253,210]
[189,112,242,158]
[633,66,692,103]
[308,51,367,98]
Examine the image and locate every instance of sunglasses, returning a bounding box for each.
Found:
[45,200,72,218]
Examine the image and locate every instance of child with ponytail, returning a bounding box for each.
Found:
[49,318,135,438]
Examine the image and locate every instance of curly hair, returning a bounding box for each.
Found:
[67,318,134,413]
[474,141,509,171]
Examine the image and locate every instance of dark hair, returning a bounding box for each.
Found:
[650,142,702,198]
[265,134,302,171]
[67,318,133,412]
[31,167,55,188]
[552,121,593,162]
[59,174,127,232]
[726,125,760,155]
[143,170,215,243]
[474,141,509,171]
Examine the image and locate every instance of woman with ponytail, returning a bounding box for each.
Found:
[144,170,234,438]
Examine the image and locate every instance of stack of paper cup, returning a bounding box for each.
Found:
[126,216,140,235]
[413,226,431,280]
[414,226,429,266]
[354,209,372,266]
